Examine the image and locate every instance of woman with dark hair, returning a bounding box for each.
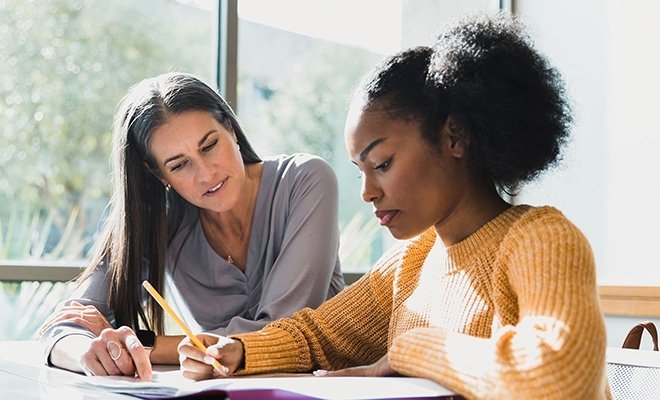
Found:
[40,72,345,379]
[178,14,610,399]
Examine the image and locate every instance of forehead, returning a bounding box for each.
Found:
[157,110,217,132]
[151,111,222,143]
[344,101,421,157]
[148,111,227,154]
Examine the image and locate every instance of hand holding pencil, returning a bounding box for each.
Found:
[178,331,245,380]
[142,280,241,378]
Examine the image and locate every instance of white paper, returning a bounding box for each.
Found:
[75,371,457,399]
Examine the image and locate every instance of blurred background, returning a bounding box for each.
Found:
[1,0,658,343]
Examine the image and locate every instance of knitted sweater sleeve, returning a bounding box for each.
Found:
[388,211,608,399]
[230,247,401,375]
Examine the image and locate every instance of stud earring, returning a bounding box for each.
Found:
[236,140,240,150]
[165,183,171,191]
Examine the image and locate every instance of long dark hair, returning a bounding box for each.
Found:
[79,72,261,334]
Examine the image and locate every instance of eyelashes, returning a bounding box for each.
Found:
[170,161,186,172]
[375,158,392,171]
[169,139,219,173]
[355,157,393,179]
[201,139,218,152]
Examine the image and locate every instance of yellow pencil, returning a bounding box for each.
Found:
[141,280,226,372]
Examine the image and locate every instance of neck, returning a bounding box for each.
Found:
[200,163,260,238]
[198,163,262,269]
[434,183,510,247]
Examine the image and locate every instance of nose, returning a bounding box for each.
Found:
[360,174,380,204]
[196,159,214,184]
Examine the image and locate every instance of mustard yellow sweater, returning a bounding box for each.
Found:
[231,205,610,399]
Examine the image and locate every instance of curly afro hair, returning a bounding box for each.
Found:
[354,12,572,194]
[431,12,572,193]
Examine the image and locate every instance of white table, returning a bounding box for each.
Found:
[0,340,141,399]
[0,341,458,400]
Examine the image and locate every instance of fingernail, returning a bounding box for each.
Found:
[313,370,327,377]
[204,356,215,364]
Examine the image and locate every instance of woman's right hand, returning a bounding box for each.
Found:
[80,326,152,380]
[178,333,244,380]
[39,301,112,337]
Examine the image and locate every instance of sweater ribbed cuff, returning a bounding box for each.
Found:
[230,326,311,375]
[389,327,449,378]
[389,328,479,398]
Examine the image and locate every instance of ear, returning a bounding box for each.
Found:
[443,115,469,158]
[143,161,168,187]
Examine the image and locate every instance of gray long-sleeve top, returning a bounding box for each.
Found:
[42,153,345,362]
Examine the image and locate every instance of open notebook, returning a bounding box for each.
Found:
[74,370,464,400]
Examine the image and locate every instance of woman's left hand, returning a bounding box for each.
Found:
[312,354,398,377]
[39,301,113,337]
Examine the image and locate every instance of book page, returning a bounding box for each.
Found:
[75,371,458,399]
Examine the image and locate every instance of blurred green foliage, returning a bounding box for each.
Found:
[0,0,214,258]
[246,44,377,163]
[0,280,76,340]
[0,204,84,339]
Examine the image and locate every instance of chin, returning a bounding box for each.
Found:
[388,225,430,240]
[388,228,415,241]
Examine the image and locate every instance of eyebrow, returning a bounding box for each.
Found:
[358,137,387,162]
[163,130,217,166]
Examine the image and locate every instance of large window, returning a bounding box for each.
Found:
[0,0,217,339]
[0,0,217,262]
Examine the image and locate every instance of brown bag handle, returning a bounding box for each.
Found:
[622,321,659,351]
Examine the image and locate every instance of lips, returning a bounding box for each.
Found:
[374,209,399,226]
[204,178,227,196]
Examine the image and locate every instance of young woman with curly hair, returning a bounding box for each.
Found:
[178,13,610,399]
